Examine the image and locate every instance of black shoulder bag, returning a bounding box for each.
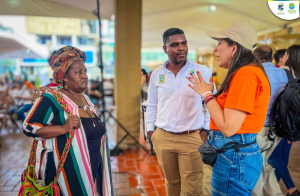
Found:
[198,139,256,167]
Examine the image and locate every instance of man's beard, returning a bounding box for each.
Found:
[173,58,186,65]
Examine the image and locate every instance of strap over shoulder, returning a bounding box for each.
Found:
[49,91,71,116]
[284,69,294,83]
[27,90,75,185]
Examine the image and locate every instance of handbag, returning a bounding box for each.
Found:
[18,91,74,196]
[198,139,257,167]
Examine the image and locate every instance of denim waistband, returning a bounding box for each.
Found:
[209,131,257,144]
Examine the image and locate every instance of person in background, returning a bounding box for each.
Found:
[18,78,61,123]
[141,69,148,87]
[8,80,31,120]
[188,20,270,195]
[282,44,300,77]
[268,44,300,196]
[24,78,34,90]
[89,80,102,106]
[0,79,7,94]
[28,69,35,86]
[274,49,287,68]
[141,69,148,101]
[17,103,32,122]
[252,45,287,196]
[5,76,12,89]
[48,78,61,88]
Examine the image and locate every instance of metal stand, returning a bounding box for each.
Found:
[95,0,148,156]
[101,109,148,156]
[95,0,106,123]
[141,102,156,156]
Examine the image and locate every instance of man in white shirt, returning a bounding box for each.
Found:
[146,28,214,196]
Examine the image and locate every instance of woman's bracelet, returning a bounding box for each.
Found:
[204,95,214,100]
[205,95,215,105]
[202,91,213,97]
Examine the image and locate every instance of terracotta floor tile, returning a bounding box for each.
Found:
[4,129,300,196]
[126,160,136,167]
[142,174,164,181]
[153,179,165,186]
[118,166,137,172]
[128,176,139,187]
[146,192,158,196]
[141,180,153,187]
[147,165,160,174]
[155,185,167,196]
[143,186,156,193]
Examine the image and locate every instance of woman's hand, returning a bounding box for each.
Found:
[188,71,214,97]
[62,115,80,133]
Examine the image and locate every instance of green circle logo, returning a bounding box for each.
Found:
[268,0,299,21]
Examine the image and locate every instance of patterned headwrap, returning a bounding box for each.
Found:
[48,46,86,84]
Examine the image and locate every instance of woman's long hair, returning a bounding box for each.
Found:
[286,44,300,78]
[141,69,149,82]
[215,38,268,97]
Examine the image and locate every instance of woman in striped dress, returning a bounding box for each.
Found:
[22,46,114,196]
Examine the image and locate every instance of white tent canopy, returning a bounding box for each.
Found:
[142,0,298,52]
[0,0,299,52]
[0,0,113,20]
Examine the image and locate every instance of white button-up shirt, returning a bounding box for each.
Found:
[146,60,215,133]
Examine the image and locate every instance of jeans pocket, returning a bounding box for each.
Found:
[238,148,263,187]
[212,142,235,164]
[219,150,235,164]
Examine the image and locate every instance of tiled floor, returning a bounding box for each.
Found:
[110,148,213,196]
[1,126,300,196]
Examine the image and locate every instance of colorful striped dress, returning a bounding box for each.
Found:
[22,92,114,196]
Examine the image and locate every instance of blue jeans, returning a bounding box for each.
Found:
[17,104,32,122]
[9,105,21,115]
[268,138,295,189]
[209,131,263,196]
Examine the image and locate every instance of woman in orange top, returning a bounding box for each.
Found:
[188,20,270,195]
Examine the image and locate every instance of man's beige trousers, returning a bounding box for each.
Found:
[152,128,204,196]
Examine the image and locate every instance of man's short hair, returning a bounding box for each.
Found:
[163,28,184,45]
[253,46,273,63]
[273,49,287,64]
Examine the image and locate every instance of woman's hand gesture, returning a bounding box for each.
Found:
[188,71,214,97]
[62,115,80,133]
